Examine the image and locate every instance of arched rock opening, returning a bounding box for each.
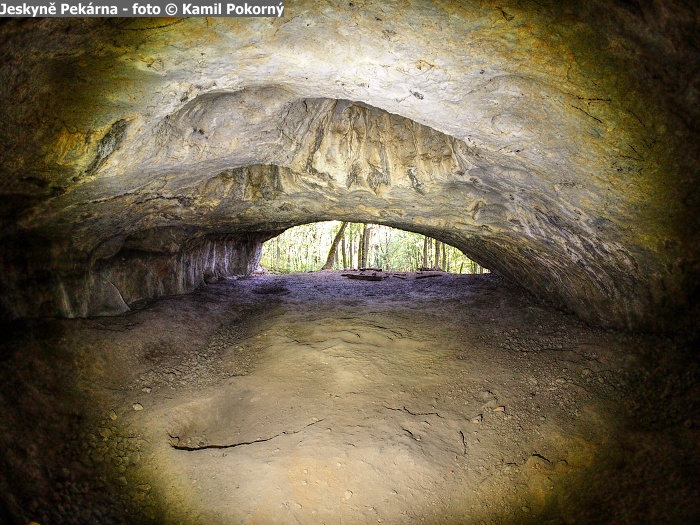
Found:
[0,2,698,334]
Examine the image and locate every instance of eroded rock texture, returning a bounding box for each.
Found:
[0,1,698,332]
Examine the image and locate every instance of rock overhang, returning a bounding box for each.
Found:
[0,1,697,333]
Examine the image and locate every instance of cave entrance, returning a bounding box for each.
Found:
[260,221,489,275]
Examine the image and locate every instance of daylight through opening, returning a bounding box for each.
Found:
[261,222,490,274]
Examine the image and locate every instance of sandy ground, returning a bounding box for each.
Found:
[1,271,698,525]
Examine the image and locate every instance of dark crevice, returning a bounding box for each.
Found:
[169,419,325,451]
[384,405,444,419]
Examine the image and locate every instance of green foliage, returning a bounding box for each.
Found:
[261,222,488,274]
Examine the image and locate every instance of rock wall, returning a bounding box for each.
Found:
[0,234,269,319]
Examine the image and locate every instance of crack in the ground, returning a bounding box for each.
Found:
[459,430,468,455]
[169,419,325,451]
[384,405,444,418]
[402,428,420,441]
[531,452,552,464]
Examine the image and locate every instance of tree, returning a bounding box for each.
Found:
[422,236,428,269]
[359,224,374,268]
[341,234,347,269]
[276,236,281,268]
[357,226,364,269]
[349,238,355,269]
[322,222,348,270]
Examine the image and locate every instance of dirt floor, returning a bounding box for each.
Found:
[1,271,698,525]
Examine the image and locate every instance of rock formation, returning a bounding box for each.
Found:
[0,1,698,332]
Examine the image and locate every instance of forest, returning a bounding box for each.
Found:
[260,222,489,274]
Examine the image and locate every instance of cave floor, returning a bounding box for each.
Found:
[1,272,698,525]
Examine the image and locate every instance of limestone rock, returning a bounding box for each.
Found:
[0,1,697,333]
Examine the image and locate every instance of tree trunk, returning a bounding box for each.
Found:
[358,226,365,268]
[322,222,348,270]
[275,237,281,269]
[422,236,428,269]
[383,230,391,270]
[357,230,364,270]
[367,226,374,267]
[360,225,373,268]
[341,234,347,269]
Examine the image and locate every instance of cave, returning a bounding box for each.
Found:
[0,2,698,524]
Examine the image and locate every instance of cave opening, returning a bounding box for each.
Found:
[259,221,490,274]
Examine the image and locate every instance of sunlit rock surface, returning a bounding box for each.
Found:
[0,1,698,331]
